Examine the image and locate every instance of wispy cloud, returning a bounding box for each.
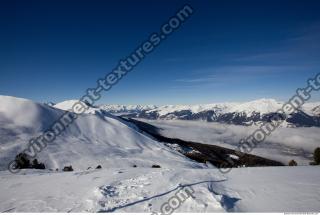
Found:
[175,75,217,83]
[175,65,300,83]
[234,22,320,65]
[169,64,309,94]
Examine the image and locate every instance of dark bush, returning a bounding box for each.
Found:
[314,147,320,165]
[133,164,137,168]
[15,153,31,169]
[87,167,92,170]
[32,159,45,169]
[32,158,39,166]
[96,165,102,169]
[288,160,297,166]
[151,164,161,168]
[14,153,46,170]
[63,165,73,172]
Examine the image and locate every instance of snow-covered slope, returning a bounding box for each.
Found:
[53,99,105,115]
[304,103,320,116]
[0,166,319,212]
[313,106,320,116]
[1,96,320,213]
[0,96,204,171]
[53,99,89,110]
[227,98,281,116]
[101,99,320,127]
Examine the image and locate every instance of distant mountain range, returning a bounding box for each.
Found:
[1,96,294,173]
[98,99,320,127]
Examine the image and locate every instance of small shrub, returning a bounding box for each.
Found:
[15,153,31,169]
[56,168,59,171]
[314,147,320,165]
[96,165,102,169]
[32,159,45,169]
[37,163,45,169]
[13,154,46,170]
[288,160,297,166]
[151,164,161,168]
[63,165,73,172]
[32,159,39,166]
[87,167,92,170]
[133,164,137,168]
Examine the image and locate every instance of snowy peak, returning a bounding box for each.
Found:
[313,105,320,116]
[54,100,112,116]
[101,98,320,116]
[0,95,63,132]
[100,98,320,127]
[228,98,283,116]
[100,104,157,115]
[147,99,282,116]
[54,100,95,111]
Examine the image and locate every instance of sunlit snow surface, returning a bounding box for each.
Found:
[0,96,204,171]
[0,167,319,212]
[1,96,320,212]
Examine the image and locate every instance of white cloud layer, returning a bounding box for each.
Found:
[143,120,320,165]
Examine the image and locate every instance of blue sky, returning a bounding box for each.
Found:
[1,0,320,105]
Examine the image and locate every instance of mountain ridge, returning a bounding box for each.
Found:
[0,95,204,171]
[93,98,320,127]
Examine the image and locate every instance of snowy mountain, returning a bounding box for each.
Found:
[100,104,157,115]
[0,96,204,171]
[1,96,320,213]
[101,99,320,127]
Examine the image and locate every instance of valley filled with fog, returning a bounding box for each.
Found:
[141,119,320,165]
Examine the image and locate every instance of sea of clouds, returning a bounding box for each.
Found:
[143,120,320,165]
